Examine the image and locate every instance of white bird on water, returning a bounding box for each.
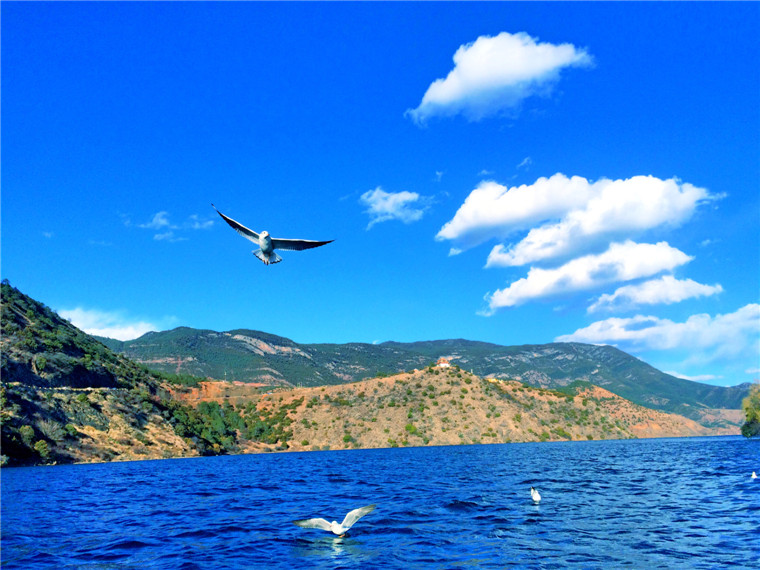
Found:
[752,471,757,479]
[293,504,376,537]
[212,204,333,265]
[530,486,541,504]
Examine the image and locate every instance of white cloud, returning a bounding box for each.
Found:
[438,176,594,254]
[666,371,719,382]
[133,211,214,241]
[59,307,164,341]
[482,241,691,314]
[186,215,214,230]
[556,303,760,363]
[139,211,174,230]
[517,157,532,170]
[406,31,592,124]
[360,187,432,229]
[588,275,723,313]
[153,231,187,242]
[438,174,719,264]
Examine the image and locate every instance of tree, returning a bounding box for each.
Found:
[741,382,760,438]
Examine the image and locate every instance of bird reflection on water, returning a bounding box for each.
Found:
[292,535,372,563]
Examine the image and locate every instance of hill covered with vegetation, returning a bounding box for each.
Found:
[168,368,726,456]
[98,326,749,428]
[741,383,760,437]
[1,282,280,466]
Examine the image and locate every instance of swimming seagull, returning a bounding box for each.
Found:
[293,504,376,537]
[752,471,757,479]
[212,204,333,265]
[530,486,541,504]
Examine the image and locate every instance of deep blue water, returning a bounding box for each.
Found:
[2,436,759,569]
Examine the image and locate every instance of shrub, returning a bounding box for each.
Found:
[19,425,35,446]
[39,419,65,443]
[35,355,47,371]
[34,440,51,460]
[553,427,572,439]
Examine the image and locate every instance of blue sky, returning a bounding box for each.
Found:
[3,2,758,388]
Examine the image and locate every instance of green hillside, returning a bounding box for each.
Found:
[1,282,255,466]
[1,281,156,390]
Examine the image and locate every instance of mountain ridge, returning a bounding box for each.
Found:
[96,326,748,428]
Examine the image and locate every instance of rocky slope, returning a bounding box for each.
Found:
[1,383,196,464]
[1,281,204,465]
[171,367,730,455]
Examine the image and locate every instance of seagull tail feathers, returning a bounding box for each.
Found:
[253,250,283,265]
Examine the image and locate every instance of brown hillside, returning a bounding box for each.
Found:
[174,368,731,455]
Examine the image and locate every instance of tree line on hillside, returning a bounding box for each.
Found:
[741,383,760,438]
[0,280,304,466]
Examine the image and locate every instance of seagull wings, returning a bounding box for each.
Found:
[271,237,334,252]
[211,204,333,251]
[211,204,259,243]
[292,504,376,533]
[341,504,376,530]
[292,517,333,531]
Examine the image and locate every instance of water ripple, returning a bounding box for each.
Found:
[2,436,759,569]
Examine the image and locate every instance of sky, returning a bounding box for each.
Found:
[2,2,758,388]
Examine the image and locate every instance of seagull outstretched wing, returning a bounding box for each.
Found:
[271,237,334,251]
[293,517,332,531]
[341,504,376,530]
[211,204,259,243]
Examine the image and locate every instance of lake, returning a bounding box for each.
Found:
[2,436,758,569]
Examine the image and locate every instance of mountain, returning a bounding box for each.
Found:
[0,282,746,467]
[98,327,749,427]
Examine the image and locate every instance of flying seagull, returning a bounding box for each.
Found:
[530,486,541,504]
[293,504,376,537]
[212,204,333,265]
